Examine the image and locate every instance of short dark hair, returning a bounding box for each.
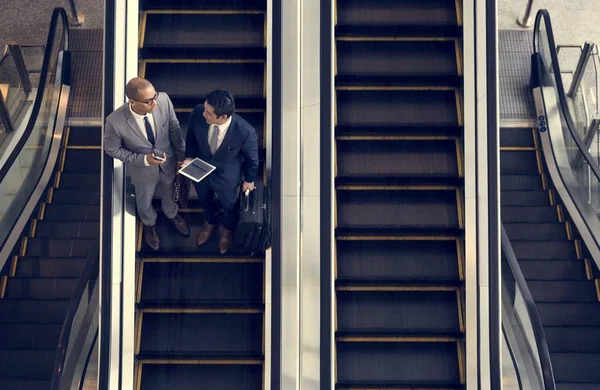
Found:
[205,89,235,118]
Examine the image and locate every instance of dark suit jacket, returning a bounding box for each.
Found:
[185,109,259,209]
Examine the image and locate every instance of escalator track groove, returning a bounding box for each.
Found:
[333,1,465,388]
[135,1,267,389]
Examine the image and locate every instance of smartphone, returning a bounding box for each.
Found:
[153,154,166,162]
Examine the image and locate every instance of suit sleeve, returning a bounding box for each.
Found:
[185,106,200,159]
[165,94,186,162]
[104,117,147,166]
[241,125,259,183]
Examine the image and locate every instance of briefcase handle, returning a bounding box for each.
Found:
[241,188,251,212]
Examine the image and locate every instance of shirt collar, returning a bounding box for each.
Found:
[129,103,150,120]
[215,115,233,132]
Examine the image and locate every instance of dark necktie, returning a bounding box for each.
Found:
[144,116,155,146]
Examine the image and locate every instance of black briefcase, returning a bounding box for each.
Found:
[233,180,271,253]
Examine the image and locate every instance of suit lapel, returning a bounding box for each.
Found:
[213,116,236,158]
[200,123,211,157]
[124,105,151,146]
[153,101,163,138]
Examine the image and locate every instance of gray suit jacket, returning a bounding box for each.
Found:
[104,92,185,184]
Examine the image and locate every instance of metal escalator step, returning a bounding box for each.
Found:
[34,221,99,239]
[501,206,558,223]
[504,222,566,240]
[537,303,600,326]
[14,257,87,278]
[42,204,100,221]
[57,173,101,189]
[551,352,600,383]
[146,62,264,99]
[0,349,55,379]
[139,302,264,312]
[143,14,264,48]
[335,124,463,139]
[336,342,461,387]
[336,177,462,188]
[500,128,535,148]
[337,240,459,282]
[140,364,262,390]
[545,326,600,352]
[62,149,101,173]
[336,139,459,178]
[0,380,50,390]
[67,127,102,146]
[336,25,463,40]
[4,277,78,300]
[510,241,576,260]
[336,189,459,230]
[337,90,458,127]
[556,384,600,390]
[51,188,100,205]
[500,151,539,174]
[140,262,263,304]
[142,46,266,60]
[337,0,459,27]
[337,40,457,77]
[141,0,266,11]
[140,313,263,354]
[527,280,597,303]
[0,299,68,323]
[69,29,103,52]
[500,174,543,190]
[336,75,462,89]
[517,259,587,281]
[336,290,460,334]
[0,323,61,349]
[25,238,95,257]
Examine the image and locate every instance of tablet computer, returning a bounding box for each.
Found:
[178,158,216,182]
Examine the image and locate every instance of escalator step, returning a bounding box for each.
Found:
[42,204,100,221]
[140,262,263,303]
[62,149,101,173]
[34,221,99,239]
[336,75,462,89]
[510,241,576,260]
[142,47,266,60]
[14,257,86,278]
[4,277,78,300]
[336,189,458,229]
[551,352,600,383]
[337,290,460,333]
[140,313,263,354]
[337,40,457,77]
[0,380,50,390]
[500,174,543,190]
[555,384,600,390]
[0,323,61,349]
[336,342,460,386]
[336,0,458,27]
[0,349,54,379]
[0,299,68,323]
[335,124,463,138]
[146,62,264,98]
[57,173,101,189]
[537,303,600,327]
[501,206,558,223]
[500,128,535,148]
[527,280,597,303]
[518,259,587,281]
[504,222,566,241]
[141,0,266,11]
[337,240,459,281]
[51,188,100,205]
[67,127,102,146]
[337,90,458,127]
[140,364,262,390]
[25,238,94,257]
[545,326,600,352]
[143,14,264,49]
[336,140,458,178]
[501,190,549,206]
[500,151,539,174]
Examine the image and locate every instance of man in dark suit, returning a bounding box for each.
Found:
[183,89,259,254]
[104,77,189,251]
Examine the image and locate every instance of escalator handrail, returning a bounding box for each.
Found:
[501,224,557,390]
[49,238,99,390]
[0,7,69,183]
[533,9,600,183]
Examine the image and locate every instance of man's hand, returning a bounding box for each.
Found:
[242,181,255,193]
[181,158,194,168]
[147,152,166,165]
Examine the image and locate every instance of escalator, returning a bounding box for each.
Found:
[135,0,268,388]
[333,1,465,388]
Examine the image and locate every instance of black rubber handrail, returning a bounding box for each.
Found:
[0,7,69,183]
[50,238,99,390]
[501,224,556,390]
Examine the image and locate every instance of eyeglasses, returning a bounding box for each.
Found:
[133,92,159,105]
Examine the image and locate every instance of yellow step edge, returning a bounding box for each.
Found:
[458,340,466,385]
[65,145,102,150]
[139,11,148,49]
[142,257,263,263]
[336,285,457,292]
[141,308,264,314]
[336,335,458,342]
[0,276,7,298]
[139,359,263,365]
[500,146,539,151]
[136,363,143,390]
[336,86,456,91]
[336,185,458,191]
[141,58,265,64]
[336,36,457,42]
[10,256,18,277]
[145,10,266,15]
[136,260,144,304]
[337,235,458,241]
[135,312,143,355]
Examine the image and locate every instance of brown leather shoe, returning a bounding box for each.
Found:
[144,225,160,251]
[197,221,216,247]
[169,214,190,237]
[219,226,233,254]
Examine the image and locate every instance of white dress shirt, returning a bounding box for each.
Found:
[208,115,232,151]
[129,104,156,166]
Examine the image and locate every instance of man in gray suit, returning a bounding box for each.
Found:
[104,77,189,251]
